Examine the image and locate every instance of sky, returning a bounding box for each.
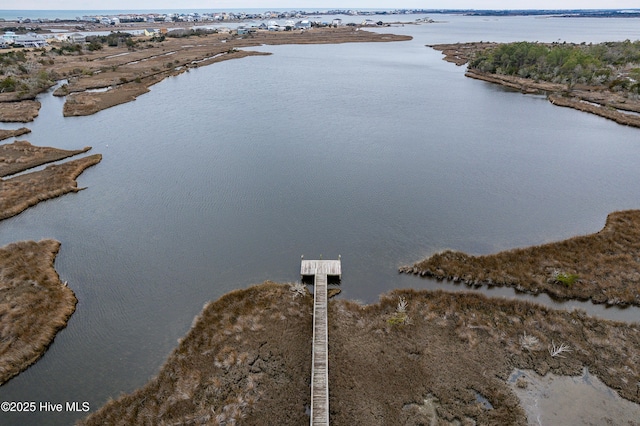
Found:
[5,1,640,11]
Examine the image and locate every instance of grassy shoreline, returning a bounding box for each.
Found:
[0,27,411,119]
[0,153,102,221]
[430,42,640,128]
[400,210,640,307]
[79,282,640,425]
[0,239,76,385]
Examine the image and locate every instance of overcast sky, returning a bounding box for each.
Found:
[8,1,640,11]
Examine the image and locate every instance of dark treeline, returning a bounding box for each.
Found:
[469,40,640,92]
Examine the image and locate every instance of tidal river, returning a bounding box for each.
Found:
[1,13,640,425]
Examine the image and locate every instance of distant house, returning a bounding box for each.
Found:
[144,28,159,37]
[295,20,311,30]
[332,18,342,26]
[267,21,280,31]
[15,33,48,48]
[2,31,18,44]
[237,26,249,35]
[68,33,86,44]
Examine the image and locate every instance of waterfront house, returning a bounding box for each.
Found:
[144,28,159,37]
[332,18,343,26]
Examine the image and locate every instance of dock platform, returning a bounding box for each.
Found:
[301,257,341,426]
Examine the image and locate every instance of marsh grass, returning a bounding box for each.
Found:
[82,283,640,425]
[0,239,76,385]
[0,128,30,142]
[329,288,640,425]
[0,154,101,221]
[80,282,314,426]
[404,210,640,306]
[0,140,91,177]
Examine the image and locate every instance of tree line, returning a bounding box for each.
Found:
[469,40,640,92]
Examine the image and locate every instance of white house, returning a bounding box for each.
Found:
[14,33,48,48]
[2,31,18,44]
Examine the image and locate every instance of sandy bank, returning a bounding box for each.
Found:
[80,282,640,425]
[0,239,76,385]
[401,210,640,307]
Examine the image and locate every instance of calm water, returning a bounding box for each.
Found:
[1,15,640,425]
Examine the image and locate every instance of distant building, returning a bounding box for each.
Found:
[2,31,18,44]
[68,33,86,44]
[144,28,159,37]
[14,33,48,48]
[295,20,311,30]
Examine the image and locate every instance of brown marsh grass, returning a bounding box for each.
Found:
[0,239,76,385]
[0,100,40,123]
[0,128,30,142]
[329,289,639,425]
[0,140,91,177]
[402,210,640,307]
[79,282,314,426]
[82,284,640,425]
[0,153,101,221]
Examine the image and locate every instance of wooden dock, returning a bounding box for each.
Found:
[301,258,341,426]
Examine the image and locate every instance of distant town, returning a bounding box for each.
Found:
[1,8,639,26]
[1,8,639,49]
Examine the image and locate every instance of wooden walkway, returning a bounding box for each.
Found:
[301,258,341,426]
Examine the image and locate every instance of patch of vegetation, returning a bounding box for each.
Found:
[551,270,579,288]
[166,28,218,38]
[469,40,640,90]
[85,32,133,49]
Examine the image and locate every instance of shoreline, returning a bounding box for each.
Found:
[0,27,411,119]
[0,240,76,385]
[79,282,640,425]
[0,153,102,221]
[430,42,640,129]
[400,210,640,307]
